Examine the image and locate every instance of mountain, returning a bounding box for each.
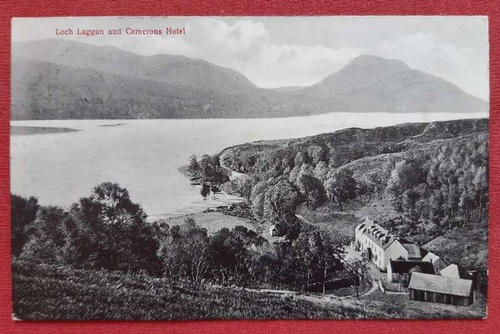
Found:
[12,39,255,92]
[298,55,410,96]
[294,55,488,113]
[11,40,488,119]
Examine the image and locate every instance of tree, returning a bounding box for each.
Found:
[200,184,211,199]
[385,159,426,212]
[81,182,147,226]
[356,181,370,204]
[196,154,228,183]
[20,206,70,264]
[307,145,326,164]
[68,182,160,274]
[11,194,39,257]
[237,177,253,200]
[294,152,306,167]
[199,154,214,182]
[293,229,349,293]
[179,219,210,282]
[325,168,357,212]
[263,179,303,223]
[313,161,329,183]
[318,231,349,294]
[473,165,488,221]
[349,258,370,299]
[295,230,321,290]
[327,146,341,168]
[298,174,326,210]
[207,226,265,286]
[188,154,200,178]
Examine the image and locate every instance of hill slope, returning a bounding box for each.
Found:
[299,55,410,96]
[11,40,488,119]
[295,55,487,113]
[218,118,488,295]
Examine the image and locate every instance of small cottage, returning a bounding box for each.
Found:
[422,252,448,274]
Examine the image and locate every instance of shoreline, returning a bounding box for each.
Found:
[11,125,79,136]
[147,188,245,222]
[10,111,489,122]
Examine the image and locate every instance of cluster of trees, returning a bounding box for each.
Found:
[217,128,488,239]
[249,177,303,239]
[384,134,488,231]
[219,144,365,228]
[188,154,228,184]
[13,182,161,274]
[154,218,269,286]
[154,218,353,291]
[273,228,351,292]
[12,182,353,292]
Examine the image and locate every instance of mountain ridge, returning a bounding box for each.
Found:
[11,39,488,119]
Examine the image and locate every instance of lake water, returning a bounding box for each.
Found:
[11,112,488,219]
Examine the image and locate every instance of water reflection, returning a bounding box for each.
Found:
[200,184,211,199]
[200,184,221,200]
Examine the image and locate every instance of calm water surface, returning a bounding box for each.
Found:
[11,112,487,219]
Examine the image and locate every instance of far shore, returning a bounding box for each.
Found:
[11,125,79,136]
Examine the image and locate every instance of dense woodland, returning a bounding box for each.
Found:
[217,119,487,225]
[12,181,354,301]
[209,118,489,292]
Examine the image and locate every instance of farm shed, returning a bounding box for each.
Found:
[408,272,473,306]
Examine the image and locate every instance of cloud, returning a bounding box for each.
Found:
[254,44,363,87]
[181,19,363,88]
[196,19,269,52]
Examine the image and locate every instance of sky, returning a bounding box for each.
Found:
[12,16,489,100]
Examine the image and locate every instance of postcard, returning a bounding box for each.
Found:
[10,16,489,320]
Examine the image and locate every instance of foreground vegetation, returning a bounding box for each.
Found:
[13,260,386,320]
[15,259,483,320]
[12,180,356,319]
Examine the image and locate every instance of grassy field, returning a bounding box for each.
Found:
[361,289,486,319]
[14,260,484,320]
[155,212,256,234]
[13,260,391,320]
[296,197,399,239]
[296,202,363,238]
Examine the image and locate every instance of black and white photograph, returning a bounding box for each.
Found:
[10,16,489,320]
